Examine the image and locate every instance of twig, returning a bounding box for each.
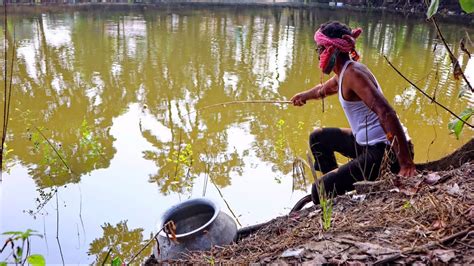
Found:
[128,221,174,264]
[187,100,291,115]
[34,127,74,173]
[210,176,242,227]
[101,248,112,266]
[374,227,474,264]
[430,16,472,92]
[383,56,473,128]
[55,192,65,265]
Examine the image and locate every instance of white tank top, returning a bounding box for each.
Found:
[338,60,409,146]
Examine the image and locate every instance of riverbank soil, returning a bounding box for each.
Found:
[165,160,473,264]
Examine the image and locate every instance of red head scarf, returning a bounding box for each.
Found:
[314,28,362,72]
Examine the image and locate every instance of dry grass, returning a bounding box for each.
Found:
[172,162,474,264]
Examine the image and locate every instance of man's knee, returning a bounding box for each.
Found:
[309,127,323,146]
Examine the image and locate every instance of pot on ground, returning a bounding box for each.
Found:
[153,198,237,260]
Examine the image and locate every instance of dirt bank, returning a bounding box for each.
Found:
[153,159,473,264]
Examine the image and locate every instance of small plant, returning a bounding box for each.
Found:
[1,142,14,174]
[402,200,412,210]
[275,119,287,152]
[318,182,333,231]
[79,119,104,159]
[0,229,45,266]
[303,151,333,231]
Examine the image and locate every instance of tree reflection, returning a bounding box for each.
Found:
[1,7,471,196]
[88,220,152,264]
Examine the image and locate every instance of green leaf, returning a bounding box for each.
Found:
[2,231,23,236]
[112,257,122,266]
[460,0,474,13]
[426,0,440,18]
[16,247,23,259]
[1,262,8,266]
[448,108,473,139]
[27,254,45,266]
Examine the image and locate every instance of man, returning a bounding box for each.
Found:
[291,21,416,205]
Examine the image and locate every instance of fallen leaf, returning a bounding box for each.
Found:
[431,219,447,230]
[281,248,305,258]
[447,183,462,195]
[432,249,456,263]
[346,261,365,266]
[424,173,442,185]
[450,55,462,80]
[308,209,321,218]
[302,253,327,265]
[350,254,369,260]
[352,194,367,202]
[468,206,474,223]
[400,186,418,196]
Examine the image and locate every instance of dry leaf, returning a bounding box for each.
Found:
[424,173,442,185]
[431,219,447,230]
[281,248,305,258]
[450,54,462,80]
[164,221,179,243]
[432,249,456,263]
[447,183,462,195]
[460,38,471,59]
[301,254,327,265]
[468,206,474,223]
[400,186,418,196]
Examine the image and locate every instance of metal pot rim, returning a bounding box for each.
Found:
[158,198,220,238]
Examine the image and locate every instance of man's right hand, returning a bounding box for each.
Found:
[290,92,307,106]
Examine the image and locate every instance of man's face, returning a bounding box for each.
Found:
[316,45,325,60]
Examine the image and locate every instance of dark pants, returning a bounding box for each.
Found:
[309,127,413,204]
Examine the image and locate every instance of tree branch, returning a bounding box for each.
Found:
[430,16,472,92]
[383,56,473,128]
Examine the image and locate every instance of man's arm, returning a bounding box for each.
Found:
[346,65,416,177]
[291,75,339,106]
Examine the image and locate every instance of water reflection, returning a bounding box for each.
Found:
[88,220,152,264]
[0,6,472,263]
[3,5,472,197]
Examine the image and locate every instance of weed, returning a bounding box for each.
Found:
[318,182,333,231]
[0,229,45,266]
[79,119,104,159]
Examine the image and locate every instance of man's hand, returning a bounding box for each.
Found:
[290,92,307,106]
[398,162,417,177]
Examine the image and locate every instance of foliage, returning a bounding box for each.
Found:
[459,0,474,13]
[318,182,333,231]
[426,0,439,18]
[448,108,473,139]
[275,119,287,153]
[88,221,152,265]
[0,229,45,266]
[427,0,473,16]
[79,119,105,160]
[111,257,122,266]
[1,142,14,174]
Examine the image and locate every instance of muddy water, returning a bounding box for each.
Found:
[0,6,473,264]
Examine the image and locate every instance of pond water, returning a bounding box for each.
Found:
[0,5,473,264]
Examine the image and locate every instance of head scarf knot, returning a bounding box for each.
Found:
[314,28,362,71]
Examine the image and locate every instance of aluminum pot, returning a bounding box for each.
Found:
[153,198,237,260]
